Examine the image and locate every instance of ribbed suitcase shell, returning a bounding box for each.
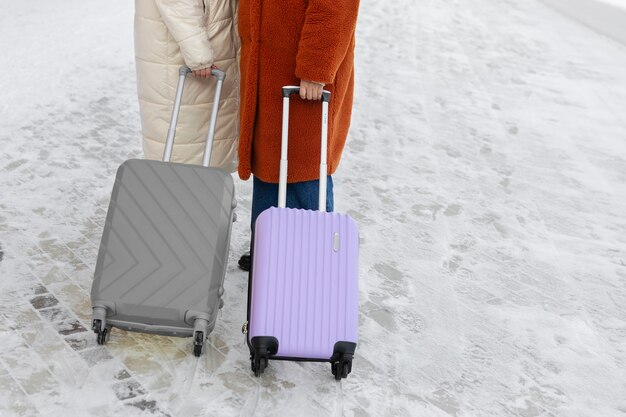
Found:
[248,207,359,359]
[91,159,235,336]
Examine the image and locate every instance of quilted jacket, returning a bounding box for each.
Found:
[135,0,240,170]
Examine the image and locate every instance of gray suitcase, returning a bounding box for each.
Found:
[90,67,236,356]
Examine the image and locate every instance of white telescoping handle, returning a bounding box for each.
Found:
[279,87,331,211]
[163,66,226,167]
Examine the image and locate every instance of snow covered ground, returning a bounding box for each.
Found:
[591,0,626,9]
[1,0,626,416]
[541,0,626,45]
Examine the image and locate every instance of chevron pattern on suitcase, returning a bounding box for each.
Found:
[91,159,234,326]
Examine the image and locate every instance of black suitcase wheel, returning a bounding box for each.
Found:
[249,337,277,377]
[330,342,356,380]
[97,327,108,345]
[331,357,352,380]
[253,356,267,377]
[251,352,268,377]
[193,331,205,357]
[340,362,351,379]
[93,319,109,345]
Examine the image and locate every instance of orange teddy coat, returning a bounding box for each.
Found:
[237,0,360,183]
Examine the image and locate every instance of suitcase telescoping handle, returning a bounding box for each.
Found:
[163,66,226,167]
[279,87,332,212]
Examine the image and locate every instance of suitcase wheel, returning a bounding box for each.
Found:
[193,344,202,357]
[251,353,268,377]
[249,337,277,376]
[331,357,352,381]
[97,328,108,345]
[92,319,110,345]
[193,331,205,357]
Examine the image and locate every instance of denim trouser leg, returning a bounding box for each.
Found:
[251,176,334,229]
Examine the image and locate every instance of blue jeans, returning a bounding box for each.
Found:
[251,176,334,228]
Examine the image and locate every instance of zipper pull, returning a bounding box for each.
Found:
[242,321,248,334]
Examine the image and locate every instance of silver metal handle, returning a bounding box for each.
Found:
[163,66,227,167]
[278,86,331,211]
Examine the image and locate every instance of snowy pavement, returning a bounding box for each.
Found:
[541,0,626,44]
[1,0,626,416]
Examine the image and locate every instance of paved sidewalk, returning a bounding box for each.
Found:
[1,0,625,416]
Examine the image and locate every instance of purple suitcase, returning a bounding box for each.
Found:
[244,87,359,380]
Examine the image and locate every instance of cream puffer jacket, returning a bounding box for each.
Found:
[134,0,240,171]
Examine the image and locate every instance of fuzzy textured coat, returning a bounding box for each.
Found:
[135,0,240,171]
[237,0,360,183]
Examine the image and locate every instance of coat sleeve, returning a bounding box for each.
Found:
[295,0,360,85]
[154,0,214,70]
